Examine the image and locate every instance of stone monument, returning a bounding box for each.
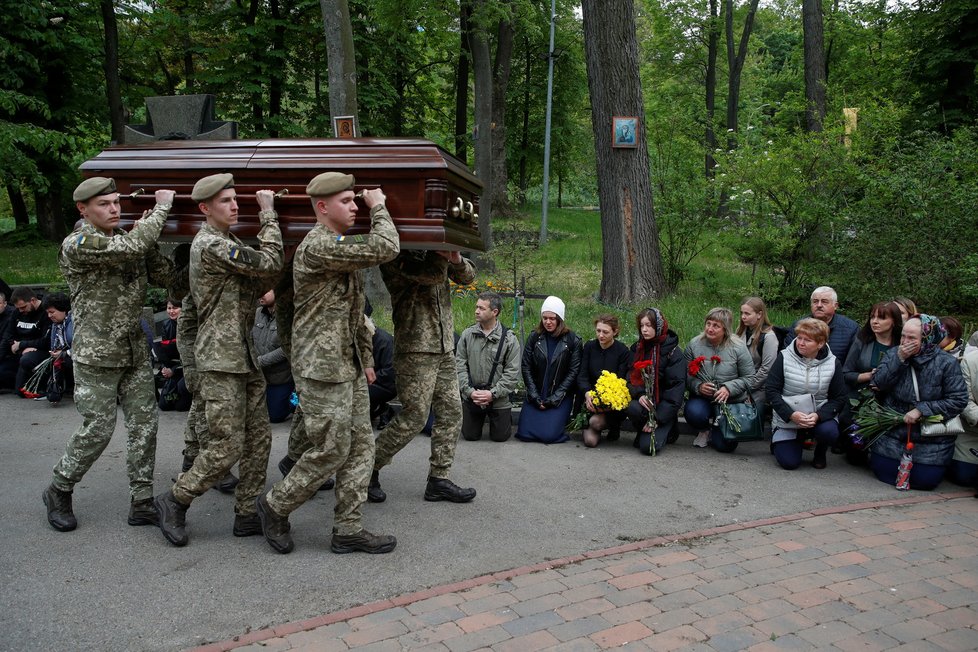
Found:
[123,94,236,144]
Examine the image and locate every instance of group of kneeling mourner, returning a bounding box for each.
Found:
[39,175,978,553]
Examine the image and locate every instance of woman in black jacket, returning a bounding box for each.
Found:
[577,314,631,447]
[626,307,686,455]
[515,296,582,444]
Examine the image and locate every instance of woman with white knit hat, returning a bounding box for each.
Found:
[515,296,583,443]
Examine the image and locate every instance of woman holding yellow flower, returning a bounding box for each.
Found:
[575,315,631,447]
[626,308,686,456]
[515,296,582,444]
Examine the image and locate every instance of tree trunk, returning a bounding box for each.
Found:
[33,172,67,242]
[321,0,359,126]
[489,6,514,218]
[454,4,471,163]
[467,0,493,250]
[725,0,759,149]
[6,184,30,229]
[99,0,124,144]
[581,0,667,304]
[268,0,286,137]
[802,0,827,132]
[518,37,531,207]
[705,0,719,178]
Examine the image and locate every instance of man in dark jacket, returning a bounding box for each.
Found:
[0,287,50,391]
[785,286,859,363]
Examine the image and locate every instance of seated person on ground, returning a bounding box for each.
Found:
[577,314,631,447]
[155,297,191,411]
[253,289,295,423]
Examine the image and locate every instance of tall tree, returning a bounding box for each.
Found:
[321,0,359,125]
[467,0,494,248]
[581,0,667,303]
[802,0,827,131]
[455,5,472,162]
[99,0,124,143]
[724,0,760,148]
[489,3,515,217]
[704,0,719,177]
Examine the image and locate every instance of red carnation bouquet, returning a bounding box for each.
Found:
[688,354,741,432]
[633,359,659,455]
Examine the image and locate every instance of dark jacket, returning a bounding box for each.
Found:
[872,347,968,447]
[0,305,16,361]
[372,327,396,395]
[0,303,50,359]
[522,329,583,407]
[627,330,686,427]
[577,339,631,395]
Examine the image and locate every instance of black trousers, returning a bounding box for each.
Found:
[461,402,512,442]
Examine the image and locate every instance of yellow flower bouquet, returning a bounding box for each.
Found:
[567,370,630,431]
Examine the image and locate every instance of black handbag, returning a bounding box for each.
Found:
[717,399,764,441]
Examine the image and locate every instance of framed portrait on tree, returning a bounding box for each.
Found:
[611,116,639,148]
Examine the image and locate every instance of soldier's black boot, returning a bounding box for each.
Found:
[214,471,239,494]
[279,454,334,491]
[43,484,77,532]
[277,455,296,478]
[128,498,158,526]
[424,477,476,503]
[367,469,386,503]
[154,491,189,547]
[256,493,294,554]
[232,513,262,537]
[331,528,397,554]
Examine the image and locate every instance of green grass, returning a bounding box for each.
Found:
[0,223,63,286]
[1,207,804,345]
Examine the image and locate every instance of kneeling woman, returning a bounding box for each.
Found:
[684,307,755,452]
[767,318,847,470]
[626,308,685,455]
[869,315,967,490]
[515,296,582,444]
[577,314,631,447]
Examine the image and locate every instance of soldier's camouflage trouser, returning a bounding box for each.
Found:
[285,404,309,461]
[267,375,372,535]
[53,360,158,502]
[374,351,461,479]
[182,396,207,458]
[172,369,271,516]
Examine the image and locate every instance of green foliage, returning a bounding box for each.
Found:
[826,127,978,314]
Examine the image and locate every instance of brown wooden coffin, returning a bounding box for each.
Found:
[78,138,485,251]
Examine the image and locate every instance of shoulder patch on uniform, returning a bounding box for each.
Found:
[229,245,255,265]
[336,234,365,244]
[77,233,108,250]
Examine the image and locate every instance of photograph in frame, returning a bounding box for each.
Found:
[611,116,639,148]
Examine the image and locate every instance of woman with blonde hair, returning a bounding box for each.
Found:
[736,297,778,411]
[684,307,756,452]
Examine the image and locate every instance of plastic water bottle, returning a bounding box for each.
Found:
[895,443,914,491]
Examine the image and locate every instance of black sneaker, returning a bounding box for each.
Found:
[154,491,189,547]
[128,498,158,526]
[43,484,77,532]
[424,477,476,503]
[255,494,294,554]
[367,469,386,503]
[330,529,397,554]
[232,513,262,537]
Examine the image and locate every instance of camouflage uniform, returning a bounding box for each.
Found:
[53,203,176,501]
[265,204,399,533]
[374,252,476,478]
[170,215,283,515]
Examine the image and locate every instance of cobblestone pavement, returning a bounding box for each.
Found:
[195,492,977,652]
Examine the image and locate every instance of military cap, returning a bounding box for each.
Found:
[306,172,355,198]
[73,177,117,202]
[191,173,235,202]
